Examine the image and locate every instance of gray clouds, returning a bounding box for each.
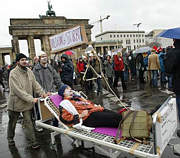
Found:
[1,0,180,46]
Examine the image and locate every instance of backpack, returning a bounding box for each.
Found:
[114,110,152,144]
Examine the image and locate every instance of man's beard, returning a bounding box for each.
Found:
[18,64,27,71]
[40,62,48,68]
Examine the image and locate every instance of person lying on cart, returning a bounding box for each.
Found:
[58,84,125,129]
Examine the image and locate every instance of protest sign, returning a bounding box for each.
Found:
[49,25,88,53]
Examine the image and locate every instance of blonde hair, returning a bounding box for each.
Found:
[117,52,122,56]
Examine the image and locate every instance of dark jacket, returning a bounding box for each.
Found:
[165,46,180,95]
[104,60,114,78]
[84,60,93,79]
[60,54,74,83]
[127,53,135,68]
[33,63,63,92]
[0,67,3,81]
[158,52,165,72]
[136,54,145,71]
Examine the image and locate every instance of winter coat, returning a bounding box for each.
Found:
[113,55,124,71]
[122,53,128,67]
[0,67,3,81]
[143,56,148,67]
[93,58,102,74]
[60,54,74,83]
[104,60,114,78]
[60,96,104,127]
[8,65,45,112]
[136,54,146,71]
[143,51,151,68]
[76,61,85,73]
[165,47,180,95]
[158,52,165,72]
[33,63,63,93]
[84,61,93,79]
[127,54,135,68]
[148,53,160,70]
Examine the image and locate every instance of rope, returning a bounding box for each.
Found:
[83,62,101,81]
[83,48,129,110]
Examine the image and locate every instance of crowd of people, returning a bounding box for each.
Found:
[0,46,175,95]
[1,39,180,149]
[74,46,174,93]
[0,64,13,92]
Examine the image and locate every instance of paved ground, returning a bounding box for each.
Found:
[0,81,180,158]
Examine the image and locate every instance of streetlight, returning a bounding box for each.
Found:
[100,15,110,33]
[91,15,110,33]
[133,23,142,48]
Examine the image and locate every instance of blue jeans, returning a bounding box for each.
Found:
[176,95,180,121]
[168,75,173,89]
[151,70,158,87]
[123,70,129,82]
[160,72,166,83]
[160,71,166,87]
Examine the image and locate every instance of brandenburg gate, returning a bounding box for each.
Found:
[9,16,93,60]
[0,47,13,66]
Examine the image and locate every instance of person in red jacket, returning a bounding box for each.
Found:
[76,57,85,86]
[113,53,127,91]
[77,57,85,73]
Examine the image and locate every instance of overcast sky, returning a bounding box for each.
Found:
[1,0,180,60]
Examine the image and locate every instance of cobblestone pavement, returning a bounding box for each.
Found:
[0,82,180,158]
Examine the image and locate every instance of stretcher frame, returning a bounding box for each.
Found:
[36,95,177,158]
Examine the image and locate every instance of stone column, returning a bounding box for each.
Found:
[41,35,51,57]
[40,38,44,51]
[0,53,3,66]
[11,36,20,55]
[108,45,110,51]
[27,36,36,60]
[101,46,104,55]
[9,51,14,63]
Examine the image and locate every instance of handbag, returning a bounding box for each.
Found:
[114,110,152,144]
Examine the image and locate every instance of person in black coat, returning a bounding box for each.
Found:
[60,54,74,88]
[136,53,146,83]
[164,39,180,137]
[0,66,5,90]
[127,51,136,80]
